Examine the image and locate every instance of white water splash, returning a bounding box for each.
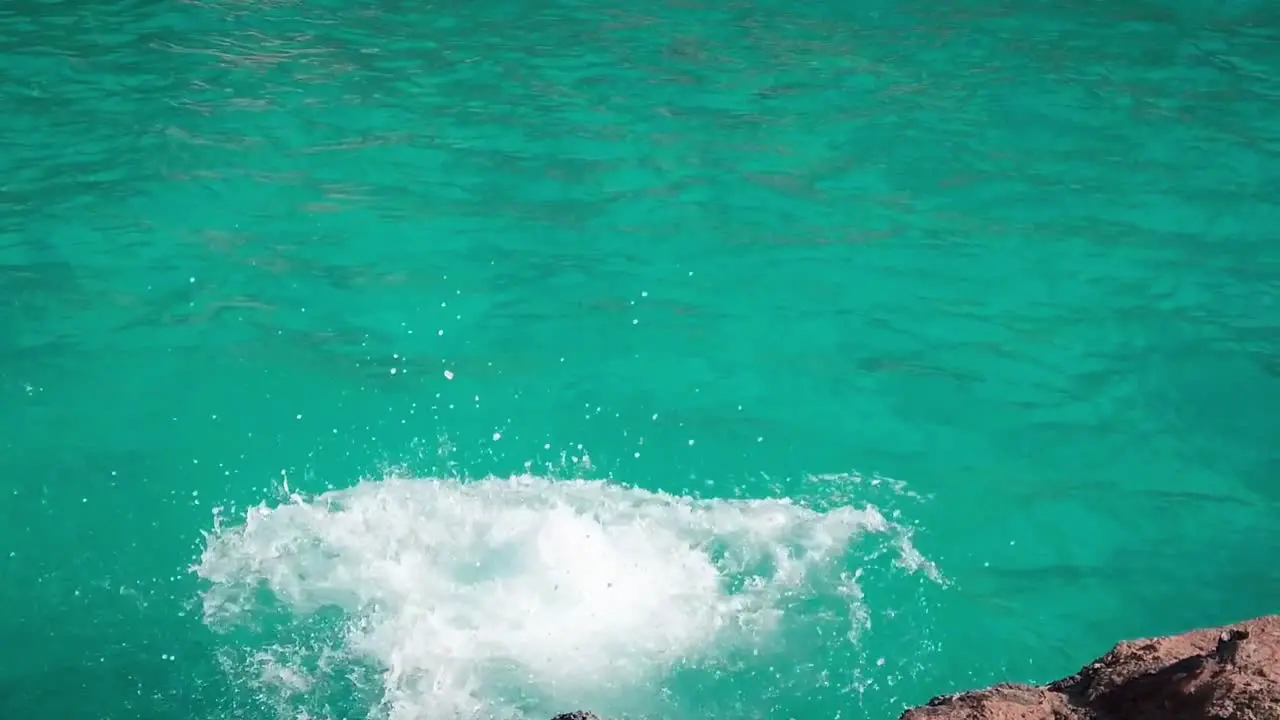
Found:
[194,473,936,719]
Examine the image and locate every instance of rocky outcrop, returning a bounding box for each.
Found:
[901,615,1280,720]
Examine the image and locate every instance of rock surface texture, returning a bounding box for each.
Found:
[900,615,1280,720]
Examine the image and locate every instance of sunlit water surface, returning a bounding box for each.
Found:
[2,0,1279,718]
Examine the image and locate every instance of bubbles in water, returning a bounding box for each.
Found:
[195,473,936,719]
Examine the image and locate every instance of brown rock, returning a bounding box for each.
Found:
[901,615,1280,720]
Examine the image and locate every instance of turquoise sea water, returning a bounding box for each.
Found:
[3,0,1279,718]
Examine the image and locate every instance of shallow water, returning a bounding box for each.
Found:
[2,0,1279,718]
